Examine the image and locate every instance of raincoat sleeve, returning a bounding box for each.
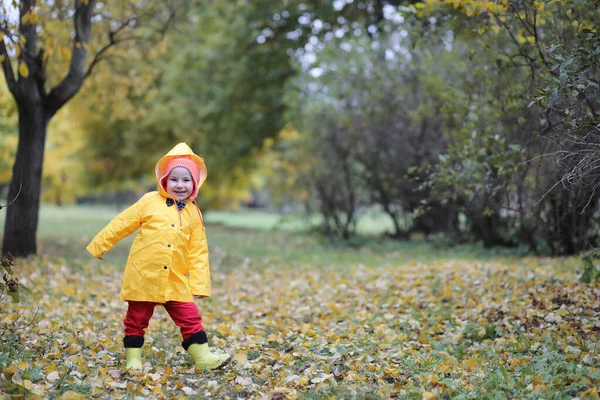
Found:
[188,216,211,297]
[86,195,146,259]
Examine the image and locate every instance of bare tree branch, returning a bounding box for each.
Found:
[0,38,17,96]
[83,34,140,79]
[45,0,98,117]
[0,184,22,210]
[19,0,38,59]
[529,7,559,77]
[81,19,129,77]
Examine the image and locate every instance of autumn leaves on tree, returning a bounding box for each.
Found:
[1,0,599,257]
[0,0,179,256]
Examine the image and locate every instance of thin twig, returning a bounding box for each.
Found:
[534,178,563,206]
[0,184,22,210]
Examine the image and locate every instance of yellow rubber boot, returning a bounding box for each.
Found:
[125,348,143,370]
[187,343,231,370]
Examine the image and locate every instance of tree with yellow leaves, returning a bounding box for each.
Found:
[0,0,181,256]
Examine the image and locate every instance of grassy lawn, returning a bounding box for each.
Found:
[203,208,399,236]
[0,204,598,399]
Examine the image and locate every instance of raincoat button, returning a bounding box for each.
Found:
[168,244,171,247]
[164,266,168,269]
[171,224,175,227]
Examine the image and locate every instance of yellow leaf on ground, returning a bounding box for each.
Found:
[47,371,60,382]
[11,372,22,384]
[233,352,247,365]
[3,364,17,377]
[272,388,298,400]
[463,357,477,368]
[579,387,599,399]
[60,391,87,400]
[22,379,34,391]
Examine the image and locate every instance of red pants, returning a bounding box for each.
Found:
[124,301,204,340]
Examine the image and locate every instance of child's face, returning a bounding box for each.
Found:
[166,167,194,201]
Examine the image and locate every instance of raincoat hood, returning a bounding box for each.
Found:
[155,143,207,200]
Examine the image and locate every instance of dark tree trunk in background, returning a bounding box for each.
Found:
[469,212,508,248]
[2,102,49,256]
[1,0,97,257]
[545,189,598,256]
[412,202,460,237]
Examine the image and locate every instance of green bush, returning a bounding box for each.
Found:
[580,250,600,283]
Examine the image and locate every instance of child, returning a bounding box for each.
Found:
[86,142,231,371]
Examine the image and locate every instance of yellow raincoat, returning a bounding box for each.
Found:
[86,143,210,303]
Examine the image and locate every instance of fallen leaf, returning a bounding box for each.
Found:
[47,371,60,382]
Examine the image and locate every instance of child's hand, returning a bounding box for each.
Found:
[194,295,207,299]
[97,256,104,260]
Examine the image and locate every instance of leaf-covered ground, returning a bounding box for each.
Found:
[1,225,600,399]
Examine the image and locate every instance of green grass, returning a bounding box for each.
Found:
[204,207,398,236]
[1,204,594,400]
[0,204,543,270]
[0,204,137,265]
[203,209,318,232]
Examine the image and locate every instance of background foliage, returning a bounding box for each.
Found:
[1,0,598,254]
[1,1,600,398]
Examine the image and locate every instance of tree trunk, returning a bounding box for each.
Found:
[2,102,48,256]
[468,211,507,248]
[0,0,99,257]
[382,206,408,239]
